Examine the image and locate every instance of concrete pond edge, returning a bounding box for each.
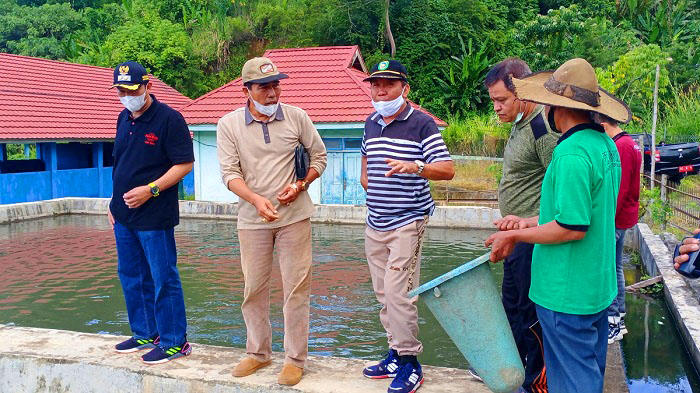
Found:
[631,223,700,372]
[0,198,503,229]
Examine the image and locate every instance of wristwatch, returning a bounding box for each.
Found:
[414,160,425,175]
[148,182,160,197]
[300,180,309,191]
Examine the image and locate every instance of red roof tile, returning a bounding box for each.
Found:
[180,46,446,127]
[0,53,192,141]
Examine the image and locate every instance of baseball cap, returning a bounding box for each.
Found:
[242,57,289,85]
[111,61,150,90]
[363,60,408,82]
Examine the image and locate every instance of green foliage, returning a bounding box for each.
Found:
[441,113,510,156]
[619,0,700,47]
[0,2,85,59]
[638,274,664,294]
[661,85,700,140]
[0,0,697,113]
[596,44,671,122]
[639,188,672,227]
[514,5,588,71]
[434,35,491,117]
[79,4,207,97]
[487,163,503,184]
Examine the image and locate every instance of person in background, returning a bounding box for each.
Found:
[593,113,641,344]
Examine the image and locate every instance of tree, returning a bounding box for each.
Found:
[79,8,207,97]
[0,2,85,59]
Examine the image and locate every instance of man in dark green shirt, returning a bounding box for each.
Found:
[486,58,632,393]
[485,58,558,393]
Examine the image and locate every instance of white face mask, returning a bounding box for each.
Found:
[514,100,524,123]
[248,89,279,117]
[119,90,147,113]
[372,87,406,117]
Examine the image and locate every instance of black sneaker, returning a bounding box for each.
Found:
[363,349,400,379]
[142,340,192,365]
[115,336,158,353]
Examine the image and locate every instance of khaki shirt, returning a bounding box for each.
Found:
[217,103,327,229]
[498,105,559,218]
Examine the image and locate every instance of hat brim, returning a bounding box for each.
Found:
[111,83,141,90]
[245,73,289,85]
[512,71,632,124]
[363,71,408,82]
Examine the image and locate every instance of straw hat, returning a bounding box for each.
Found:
[511,58,632,124]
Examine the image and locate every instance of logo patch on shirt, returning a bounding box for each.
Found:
[144,132,159,146]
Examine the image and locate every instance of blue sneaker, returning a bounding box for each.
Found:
[363,349,399,379]
[388,360,423,393]
[141,340,192,365]
[114,336,158,353]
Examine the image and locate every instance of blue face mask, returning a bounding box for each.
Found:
[372,87,406,117]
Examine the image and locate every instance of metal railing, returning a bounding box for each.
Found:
[643,173,700,234]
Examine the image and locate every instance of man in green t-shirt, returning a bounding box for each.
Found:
[485,58,632,393]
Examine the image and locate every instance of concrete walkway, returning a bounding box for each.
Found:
[0,325,490,393]
[0,324,631,393]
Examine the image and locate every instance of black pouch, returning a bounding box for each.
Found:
[294,144,310,180]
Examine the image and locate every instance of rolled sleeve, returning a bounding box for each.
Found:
[298,111,327,175]
[553,154,593,230]
[216,117,243,187]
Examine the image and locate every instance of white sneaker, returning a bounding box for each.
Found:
[608,322,623,344]
[619,318,628,335]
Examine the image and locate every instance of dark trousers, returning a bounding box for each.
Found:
[502,242,547,393]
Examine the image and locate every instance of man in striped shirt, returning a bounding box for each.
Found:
[360,60,454,393]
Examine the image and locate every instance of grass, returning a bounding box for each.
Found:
[431,160,501,192]
[661,85,700,142]
[441,113,511,156]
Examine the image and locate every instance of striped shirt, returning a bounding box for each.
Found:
[361,104,452,231]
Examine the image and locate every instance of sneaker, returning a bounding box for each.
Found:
[619,318,628,335]
[363,349,399,379]
[467,367,484,382]
[114,336,158,353]
[608,322,622,344]
[142,340,192,365]
[388,359,424,393]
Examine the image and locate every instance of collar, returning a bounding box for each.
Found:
[516,104,544,128]
[557,122,605,145]
[372,102,414,126]
[612,131,628,142]
[130,94,159,122]
[245,101,285,124]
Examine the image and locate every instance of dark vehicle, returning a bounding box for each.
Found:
[629,133,700,181]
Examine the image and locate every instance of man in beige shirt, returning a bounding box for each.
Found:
[216,57,327,386]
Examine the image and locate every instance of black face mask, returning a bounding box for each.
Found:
[548,107,559,133]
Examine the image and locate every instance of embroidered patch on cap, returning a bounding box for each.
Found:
[260,63,275,74]
[378,61,389,70]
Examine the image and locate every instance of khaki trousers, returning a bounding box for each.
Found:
[237,218,312,367]
[365,219,427,356]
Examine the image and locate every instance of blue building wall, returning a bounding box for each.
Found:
[0,141,196,205]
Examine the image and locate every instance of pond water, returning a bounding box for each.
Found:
[0,215,698,392]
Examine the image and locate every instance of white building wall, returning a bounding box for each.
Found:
[193,130,321,204]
